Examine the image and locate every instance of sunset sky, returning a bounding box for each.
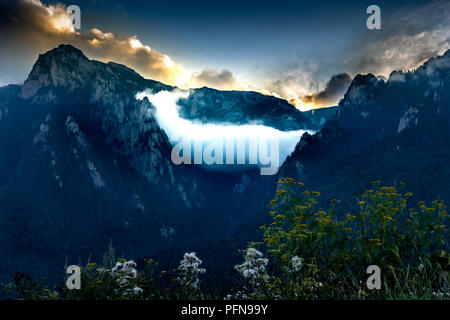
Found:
[0,0,449,109]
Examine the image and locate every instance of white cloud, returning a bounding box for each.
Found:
[136,90,313,174]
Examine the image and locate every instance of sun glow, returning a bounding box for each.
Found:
[45,4,75,33]
[129,37,144,49]
[288,98,316,112]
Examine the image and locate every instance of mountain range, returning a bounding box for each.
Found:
[281,50,450,207]
[0,44,449,287]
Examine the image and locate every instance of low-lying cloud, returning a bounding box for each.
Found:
[136,90,312,174]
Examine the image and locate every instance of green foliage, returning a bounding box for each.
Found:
[260,178,449,299]
[3,246,204,300]
[3,180,449,300]
[2,272,59,300]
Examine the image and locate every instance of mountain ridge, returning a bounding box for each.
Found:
[0,44,449,286]
[281,48,450,206]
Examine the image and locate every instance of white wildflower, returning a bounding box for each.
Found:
[432,289,450,299]
[111,260,137,287]
[133,287,143,294]
[96,267,108,274]
[224,291,249,300]
[177,252,206,289]
[290,256,303,272]
[235,248,268,287]
[122,286,144,297]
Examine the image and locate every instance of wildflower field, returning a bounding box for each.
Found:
[3,179,449,300]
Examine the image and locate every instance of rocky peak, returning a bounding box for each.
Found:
[21,44,94,99]
[339,73,384,109]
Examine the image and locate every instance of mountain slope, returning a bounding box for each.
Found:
[281,49,450,207]
[176,86,313,130]
[0,45,280,280]
[0,44,449,285]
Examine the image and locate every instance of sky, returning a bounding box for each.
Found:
[0,0,449,109]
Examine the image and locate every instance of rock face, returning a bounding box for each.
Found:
[0,45,285,280]
[0,46,196,277]
[302,106,338,128]
[1,44,449,283]
[281,49,450,206]
[16,45,202,206]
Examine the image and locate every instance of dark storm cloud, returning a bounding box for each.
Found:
[302,73,352,106]
[350,1,450,76]
[266,1,449,107]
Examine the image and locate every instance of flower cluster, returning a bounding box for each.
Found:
[261,178,449,299]
[290,256,303,272]
[177,252,206,289]
[235,248,269,287]
[112,260,137,283]
[111,260,142,296]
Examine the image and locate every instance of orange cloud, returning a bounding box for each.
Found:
[0,0,339,110]
[0,0,191,88]
[190,69,240,90]
[77,28,190,87]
